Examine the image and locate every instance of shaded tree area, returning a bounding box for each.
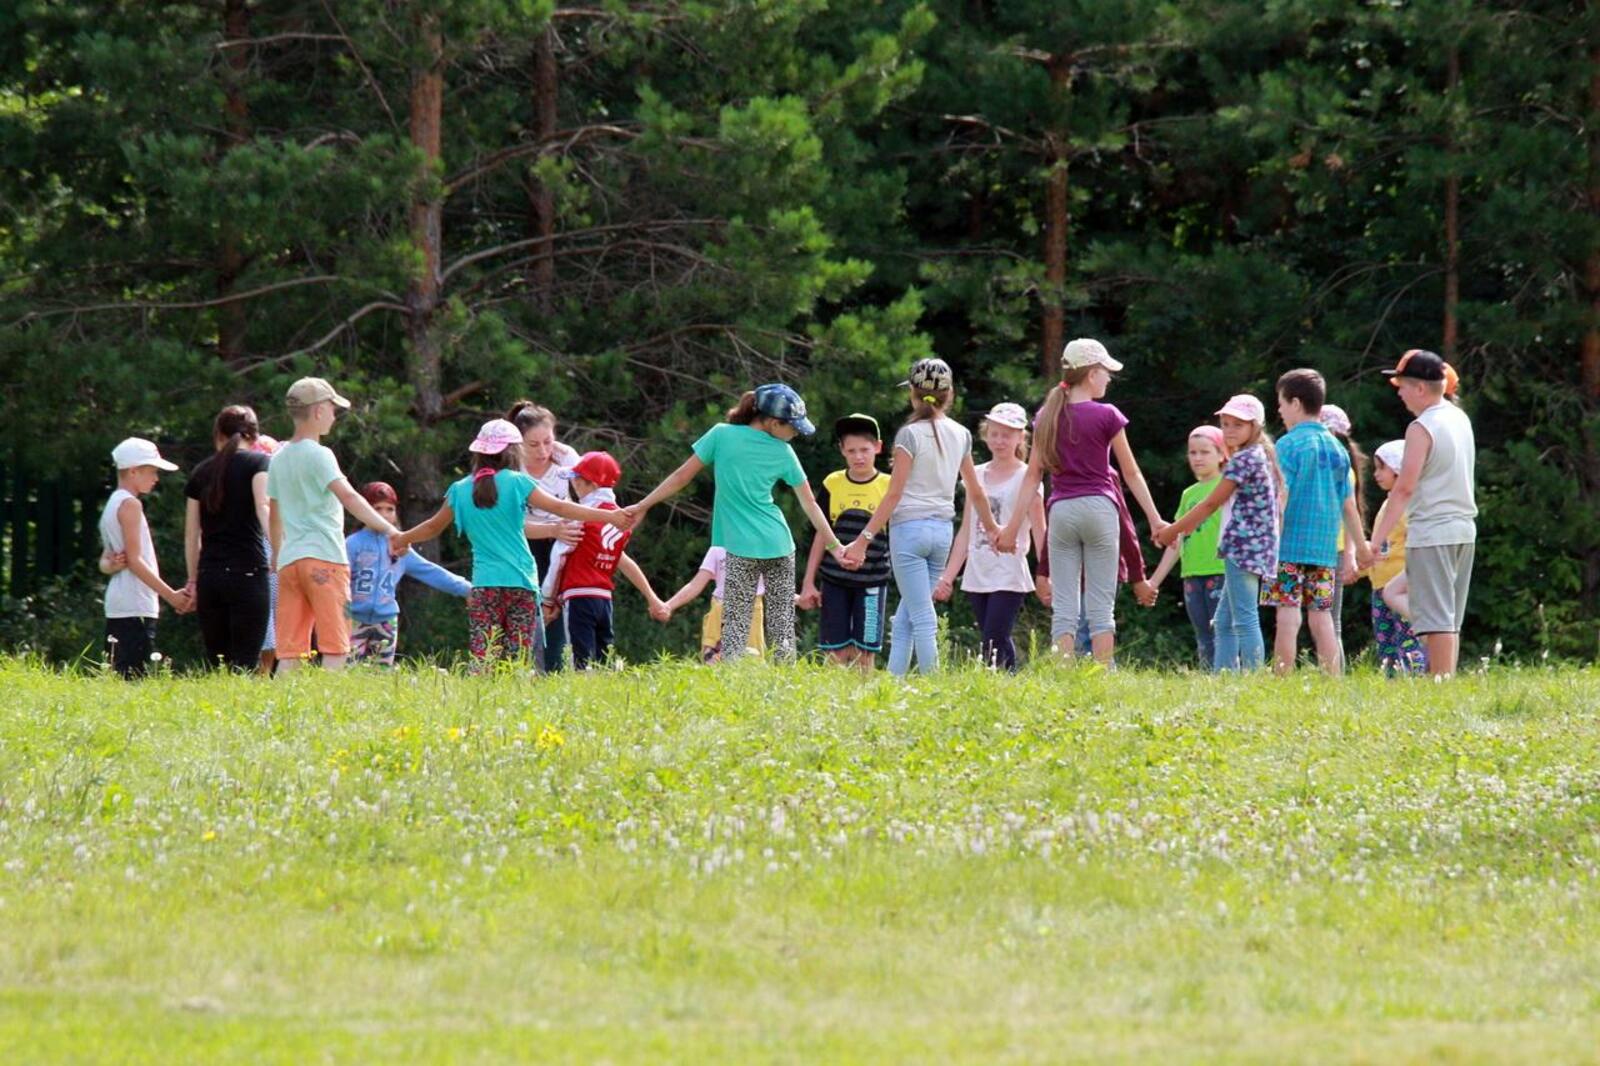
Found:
[1,0,1595,662]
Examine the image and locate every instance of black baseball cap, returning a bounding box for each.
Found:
[833,412,881,442]
[1381,349,1446,382]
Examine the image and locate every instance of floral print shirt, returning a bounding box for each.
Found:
[1218,443,1279,578]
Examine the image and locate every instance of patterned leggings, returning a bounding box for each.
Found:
[466,587,544,669]
[721,553,797,665]
[1372,586,1428,676]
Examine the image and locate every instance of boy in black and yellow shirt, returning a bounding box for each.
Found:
[799,413,893,671]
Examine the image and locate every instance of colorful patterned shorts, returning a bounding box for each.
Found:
[350,619,399,666]
[1260,562,1336,611]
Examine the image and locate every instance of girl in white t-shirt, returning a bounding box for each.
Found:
[935,403,1050,670]
[658,545,768,662]
[507,400,580,671]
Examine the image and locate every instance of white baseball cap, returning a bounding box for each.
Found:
[1214,394,1266,423]
[983,402,1029,430]
[1061,338,1124,373]
[111,437,178,472]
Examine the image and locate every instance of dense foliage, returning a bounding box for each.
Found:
[2,1,1596,663]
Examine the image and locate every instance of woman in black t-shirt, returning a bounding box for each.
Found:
[183,405,272,670]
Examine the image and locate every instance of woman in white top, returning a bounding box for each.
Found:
[935,403,1050,670]
[842,359,1002,676]
[506,400,580,672]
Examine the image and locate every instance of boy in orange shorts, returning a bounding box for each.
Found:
[267,377,401,672]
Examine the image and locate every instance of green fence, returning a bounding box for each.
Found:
[0,465,103,598]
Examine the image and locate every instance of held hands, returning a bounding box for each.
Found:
[620,504,647,531]
[839,537,868,570]
[387,530,411,558]
[165,587,195,615]
[541,599,562,624]
[1133,579,1158,608]
[1354,541,1375,571]
[932,575,954,602]
[1153,522,1181,549]
[995,527,1019,555]
[607,509,636,532]
[1149,517,1170,544]
[797,584,822,611]
[101,550,128,575]
[1034,574,1053,607]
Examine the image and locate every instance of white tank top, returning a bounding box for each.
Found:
[99,489,160,618]
[960,462,1037,593]
[1407,400,1477,548]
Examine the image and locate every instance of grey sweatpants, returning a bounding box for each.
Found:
[1049,495,1119,643]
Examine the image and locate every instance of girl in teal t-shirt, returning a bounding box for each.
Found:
[1148,426,1227,669]
[394,419,629,669]
[629,384,847,664]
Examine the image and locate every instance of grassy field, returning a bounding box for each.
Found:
[2,657,1599,1063]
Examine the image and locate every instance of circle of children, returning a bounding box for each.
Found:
[97,340,1476,681]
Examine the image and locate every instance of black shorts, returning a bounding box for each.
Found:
[106,617,157,679]
[818,581,888,653]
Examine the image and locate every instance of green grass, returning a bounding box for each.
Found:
[2,657,1599,1063]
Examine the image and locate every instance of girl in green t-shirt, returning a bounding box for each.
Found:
[1148,426,1227,669]
[627,384,848,664]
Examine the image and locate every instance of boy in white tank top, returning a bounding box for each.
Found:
[98,438,192,678]
[1367,349,1477,677]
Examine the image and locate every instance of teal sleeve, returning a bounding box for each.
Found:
[781,444,806,488]
[691,424,720,466]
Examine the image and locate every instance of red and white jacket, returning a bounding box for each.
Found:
[541,489,632,603]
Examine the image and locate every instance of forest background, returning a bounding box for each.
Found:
[2,0,1596,665]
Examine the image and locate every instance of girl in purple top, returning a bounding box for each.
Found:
[999,339,1166,662]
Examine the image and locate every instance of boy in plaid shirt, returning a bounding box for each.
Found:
[1269,369,1372,675]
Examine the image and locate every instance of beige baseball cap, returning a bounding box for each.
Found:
[286,377,351,409]
[1062,338,1124,373]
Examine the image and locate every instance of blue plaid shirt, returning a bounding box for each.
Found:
[1276,421,1350,568]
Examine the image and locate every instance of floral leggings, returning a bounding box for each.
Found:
[1372,586,1428,676]
[721,553,797,665]
[466,587,544,669]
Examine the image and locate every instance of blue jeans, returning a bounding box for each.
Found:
[888,518,953,676]
[1212,561,1264,671]
[1183,575,1223,670]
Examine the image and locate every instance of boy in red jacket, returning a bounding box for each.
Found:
[540,451,666,668]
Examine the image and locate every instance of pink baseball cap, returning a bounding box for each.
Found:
[468,419,523,455]
[1215,394,1265,423]
[249,433,280,456]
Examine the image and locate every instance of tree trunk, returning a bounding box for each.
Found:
[1441,46,1461,363]
[1041,55,1072,383]
[1581,25,1600,612]
[1584,31,1600,402]
[403,16,446,527]
[528,23,559,314]
[217,0,251,363]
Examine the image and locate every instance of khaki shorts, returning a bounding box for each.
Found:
[700,596,766,662]
[1406,543,1474,635]
[276,559,352,657]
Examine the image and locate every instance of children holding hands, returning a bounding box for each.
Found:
[1000,340,1166,664]
[798,413,894,672]
[935,402,1050,671]
[346,481,471,666]
[1147,426,1228,669]
[626,384,843,665]
[391,420,631,669]
[841,359,1002,676]
[539,450,665,668]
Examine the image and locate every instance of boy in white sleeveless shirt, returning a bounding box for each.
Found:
[1368,349,1476,677]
